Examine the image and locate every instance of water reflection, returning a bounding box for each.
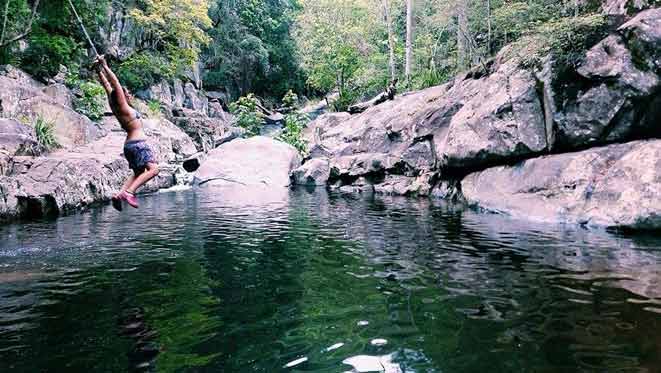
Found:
[0,188,660,372]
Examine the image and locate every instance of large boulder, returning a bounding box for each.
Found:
[302,59,548,193]
[290,157,331,186]
[137,80,173,108]
[539,8,661,150]
[42,83,74,108]
[0,65,43,89]
[172,115,235,152]
[462,140,661,229]
[602,0,655,18]
[0,73,106,149]
[0,118,42,157]
[438,60,548,169]
[194,136,302,188]
[183,82,208,113]
[298,9,660,197]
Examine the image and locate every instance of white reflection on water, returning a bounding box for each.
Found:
[343,353,402,373]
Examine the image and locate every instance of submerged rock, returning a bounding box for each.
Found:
[462,140,661,229]
[194,136,302,188]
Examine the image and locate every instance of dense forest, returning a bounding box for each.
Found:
[0,0,606,109]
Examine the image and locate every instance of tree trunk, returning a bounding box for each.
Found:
[0,0,40,48]
[486,0,492,55]
[383,0,396,82]
[405,0,414,87]
[456,0,469,70]
[0,0,11,46]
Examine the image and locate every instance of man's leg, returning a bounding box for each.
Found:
[126,163,160,194]
[118,174,137,195]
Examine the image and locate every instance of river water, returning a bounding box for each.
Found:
[1,188,660,372]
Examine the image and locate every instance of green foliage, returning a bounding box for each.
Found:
[295,0,376,106]
[277,112,308,155]
[204,0,305,101]
[117,52,175,91]
[64,63,83,88]
[505,14,608,68]
[1,0,110,77]
[21,31,81,79]
[229,94,264,137]
[33,116,59,150]
[411,68,451,90]
[282,89,299,111]
[0,0,31,65]
[147,100,161,116]
[333,89,360,112]
[277,90,308,154]
[74,81,106,121]
[129,0,212,85]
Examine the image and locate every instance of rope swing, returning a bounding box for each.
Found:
[66,0,99,56]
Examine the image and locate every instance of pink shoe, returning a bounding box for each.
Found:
[121,191,139,209]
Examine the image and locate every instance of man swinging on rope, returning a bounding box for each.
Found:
[94,55,159,211]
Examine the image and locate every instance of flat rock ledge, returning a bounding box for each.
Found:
[462,140,661,230]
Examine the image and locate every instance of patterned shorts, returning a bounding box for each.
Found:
[123,140,156,173]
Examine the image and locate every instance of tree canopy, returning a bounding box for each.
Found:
[0,0,607,105]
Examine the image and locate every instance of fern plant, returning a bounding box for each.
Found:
[33,116,59,151]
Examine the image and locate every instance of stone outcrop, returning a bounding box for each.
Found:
[194,136,301,188]
[0,118,42,158]
[0,65,200,222]
[138,77,235,153]
[293,8,661,229]
[171,112,242,152]
[462,140,661,229]
[290,158,331,186]
[538,8,661,151]
[298,59,551,194]
[0,115,197,221]
[0,73,106,149]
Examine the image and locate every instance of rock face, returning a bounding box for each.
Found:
[603,0,655,17]
[290,158,331,186]
[194,136,301,188]
[540,8,661,150]
[0,115,196,221]
[293,8,661,229]
[0,73,106,149]
[462,140,661,229]
[0,119,42,157]
[302,59,550,194]
[171,113,240,152]
[0,65,200,222]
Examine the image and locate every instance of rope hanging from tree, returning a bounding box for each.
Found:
[66,0,99,56]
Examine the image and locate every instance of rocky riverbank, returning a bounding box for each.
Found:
[292,7,661,230]
[1,4,658,231]
[0,64,236,222]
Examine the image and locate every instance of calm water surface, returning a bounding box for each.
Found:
[1,188,661,373]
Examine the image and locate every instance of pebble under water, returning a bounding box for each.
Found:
[1,188,661,373]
